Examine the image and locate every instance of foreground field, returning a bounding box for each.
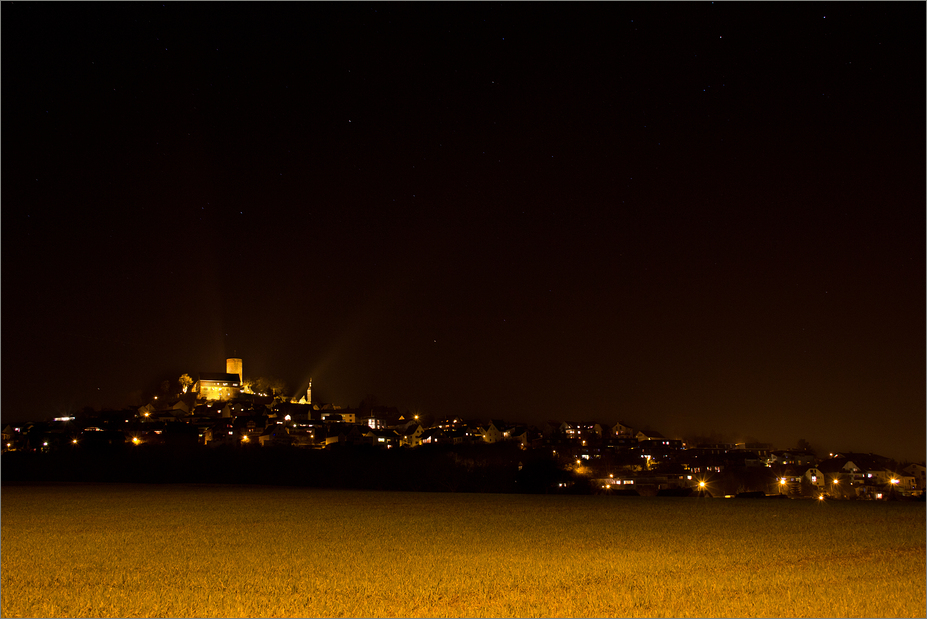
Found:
[1,484,924,618]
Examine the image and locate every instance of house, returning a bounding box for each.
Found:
[151,409,185,423]
[735,442,773,459]
[463,419,503,444]
[503,425,530,449]
[323,423,374,447]
[436,417,466,430]
[359,406,401,429]
[604,436,639,452]
[365,428,401,448]
[170,399,192,415]
[767,450,816,467]
[400,424,425,447]
[2,425,14,449]
[289,426,320,448]
[639,438,683,450]
[233,414,266,443]
[895,474,918,495]
[137,403,157,419]
[775,467,814,496]
[611,421,636,438]
[275,402,315,422]
[259,423,292,447]
[903,463,926,492]
[552,421,604,443]
[543,420,569,438]
[635,429,669,443]
[419,427,443,445]
[204,420,235,446]
[323,425,348,447]
[804,467,830,492]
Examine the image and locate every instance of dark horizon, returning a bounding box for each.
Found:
[3,3,924,462]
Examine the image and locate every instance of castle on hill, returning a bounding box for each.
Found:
[195,358,311,404]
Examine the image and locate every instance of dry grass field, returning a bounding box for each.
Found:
[1,483,924,618]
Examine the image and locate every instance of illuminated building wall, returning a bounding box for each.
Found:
[196,372,242,401]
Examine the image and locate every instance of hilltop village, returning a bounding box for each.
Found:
[3,358,924,498]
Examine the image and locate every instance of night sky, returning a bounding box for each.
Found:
[4,3,924,461]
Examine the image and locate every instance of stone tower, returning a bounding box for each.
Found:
[307,378,312,405]
[226,358,243,383]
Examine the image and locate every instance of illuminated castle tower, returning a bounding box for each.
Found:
[307,379,312,405]
[226,358,243,383]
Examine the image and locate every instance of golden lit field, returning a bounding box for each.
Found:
[2,483,924,618]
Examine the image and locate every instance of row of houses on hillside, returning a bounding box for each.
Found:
[4,397,923,499]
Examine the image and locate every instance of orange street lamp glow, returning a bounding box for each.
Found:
[891,478,899,485]
[132,437,141,445]
[699,481,706,488]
